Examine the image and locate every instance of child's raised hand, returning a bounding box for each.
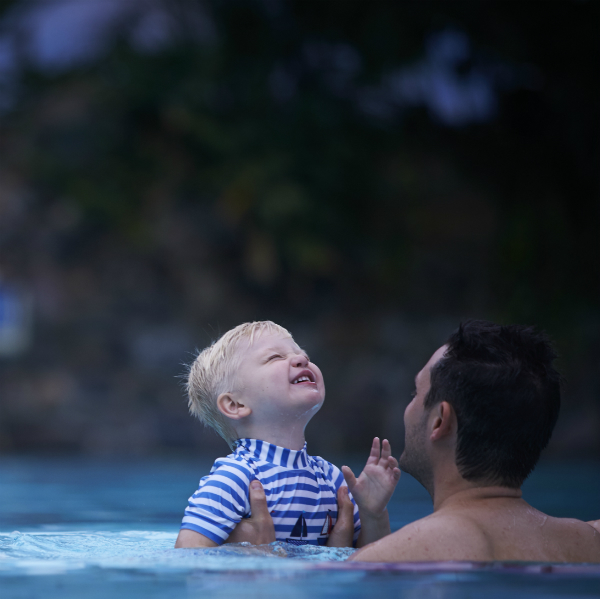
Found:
[341,437,401,518]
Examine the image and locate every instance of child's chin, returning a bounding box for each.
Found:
[304,398,324,413]
[299,388,324,400]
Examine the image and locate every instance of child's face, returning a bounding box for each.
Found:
[232,332,325,423]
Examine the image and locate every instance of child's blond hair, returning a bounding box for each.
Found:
[187,321,292,448]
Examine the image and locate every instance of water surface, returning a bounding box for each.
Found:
[1,456,599,598]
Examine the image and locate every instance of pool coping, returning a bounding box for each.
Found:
[311,561,600,575]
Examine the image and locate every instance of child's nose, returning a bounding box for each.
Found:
[292,354,308,367]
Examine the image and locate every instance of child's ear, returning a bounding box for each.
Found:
[217,393,252,420]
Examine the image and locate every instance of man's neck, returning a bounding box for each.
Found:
[426,455,521,510]
[433,480,523,512]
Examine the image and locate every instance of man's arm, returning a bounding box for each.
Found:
[349,523,430,562]
[349,515,489,562]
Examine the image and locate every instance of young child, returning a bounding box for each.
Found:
[175,321,400,548]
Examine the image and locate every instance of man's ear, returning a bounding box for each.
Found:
[429,401,456,442]
[217,393,252,420]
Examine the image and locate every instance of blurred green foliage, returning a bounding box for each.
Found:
[9,2,596,315]
[0,0,598,455]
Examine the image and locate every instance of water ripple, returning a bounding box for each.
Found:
[0,531,355,575]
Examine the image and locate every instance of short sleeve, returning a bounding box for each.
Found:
[180,458,253,544]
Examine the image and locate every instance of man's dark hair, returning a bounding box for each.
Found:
[424,320,561,488]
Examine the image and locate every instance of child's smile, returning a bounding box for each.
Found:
[291,370,316,385]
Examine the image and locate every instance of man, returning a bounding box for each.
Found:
[349,320,600,562]
[230,320,600,562]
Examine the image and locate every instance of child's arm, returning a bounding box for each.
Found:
[175,528,219,548]
[341,437,401,548]
[176,459,253,548]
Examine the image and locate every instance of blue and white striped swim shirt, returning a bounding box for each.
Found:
[181,438,361,545]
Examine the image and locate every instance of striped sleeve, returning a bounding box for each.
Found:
[181,458,253,544]
[320,459,362,542]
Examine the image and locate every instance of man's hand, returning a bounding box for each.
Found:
[342,437,401,547]
[225,480,276,545]
[326,486,355,547]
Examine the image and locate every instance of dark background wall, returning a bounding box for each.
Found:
[0,0,597,459]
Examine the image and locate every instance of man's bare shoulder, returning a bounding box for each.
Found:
[587,520,600,534]
[349,510,600,564]
[349,512,490,563]
[551,517,600,562]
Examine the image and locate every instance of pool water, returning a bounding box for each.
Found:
[1,456,599,598]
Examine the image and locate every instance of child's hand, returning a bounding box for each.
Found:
[341,437,400,519]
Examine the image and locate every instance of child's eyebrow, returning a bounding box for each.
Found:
[264,347,310,359]
[264,347,286,353]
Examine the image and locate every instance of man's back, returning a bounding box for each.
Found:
[350,497,600,563]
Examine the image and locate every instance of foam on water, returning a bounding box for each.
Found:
[2,530,600,578]
[0,530,354,575]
